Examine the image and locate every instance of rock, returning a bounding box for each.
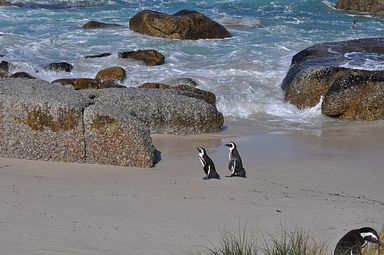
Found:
[44,62,73,72]
[129,9,232,40]
[282,38,384,106]
[139,83,171,89]
[52,78,125,90]
[0,0,12,6]
[84,104,155,167]
[0,78,156,167]
[85,53,111,59]
[0,61,10,77]
[10,72,36,79]
[82,88,224,135]
[95,66,126,82]
[336,0,384,16]
[139,82,216,106]
[0,78,92,162]
[118,50,165,66]
[169,78,198,87]
[322,72,384,120]
[173,84,216,106]
[82,20,123,29]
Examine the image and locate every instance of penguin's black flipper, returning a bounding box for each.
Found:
[203,164,209,175]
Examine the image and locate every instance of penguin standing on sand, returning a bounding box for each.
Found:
[197,147,220,180]
[334,227,382,255]
[225,142,246,178]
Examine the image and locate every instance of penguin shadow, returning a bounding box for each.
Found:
[154,149,162,164]
[197,141,246,180]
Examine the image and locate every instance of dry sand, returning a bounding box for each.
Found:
[0,120,383,255]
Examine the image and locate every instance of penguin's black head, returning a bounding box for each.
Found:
[197,147,206,155]
[358,227,381,245]
[225,142,236,149]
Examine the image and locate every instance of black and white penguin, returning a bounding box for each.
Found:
[197,147,220,180]
[225,142,246,178]
[334,227,382,255]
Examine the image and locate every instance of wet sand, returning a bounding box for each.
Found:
[0,120,383,255]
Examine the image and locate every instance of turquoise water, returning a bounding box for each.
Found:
[1,0,384,130]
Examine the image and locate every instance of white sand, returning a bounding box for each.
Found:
[0,121,383,255]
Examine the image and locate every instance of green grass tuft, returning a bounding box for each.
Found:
[197,226,328,255]
[262,228,327,255]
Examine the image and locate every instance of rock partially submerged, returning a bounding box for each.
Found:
[82,20,123,29]
[129,9,231,40]
[10,72,36,79]
[53,67,126,89]
[95,66,126,82]
[52,78,124,90]
[0,61,10,77]
[118,50,165,66]
[322,72,384,120]
[44,62,73,72]
[336,0,384,16]
[282,37,384,120]
[85,53,111,59]
[0,0,12,6]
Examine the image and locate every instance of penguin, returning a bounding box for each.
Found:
[352,20,358,29]
[334,227,382,255]
[225,142,246,178]
[197,147,220,180]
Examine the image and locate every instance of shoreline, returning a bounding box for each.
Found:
[0,120,383,254]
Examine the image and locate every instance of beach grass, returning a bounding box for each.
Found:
[197,226,328,255]
[199,224,258,255]
[262,228,328,255]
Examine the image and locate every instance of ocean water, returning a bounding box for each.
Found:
[1,0,384,131]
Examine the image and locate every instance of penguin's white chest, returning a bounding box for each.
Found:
[198,156,205,167]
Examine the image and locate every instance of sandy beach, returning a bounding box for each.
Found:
[0,120,383,255]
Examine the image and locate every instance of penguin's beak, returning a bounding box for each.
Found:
[224,143,230,147]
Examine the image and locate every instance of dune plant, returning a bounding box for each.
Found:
[198,223,258,255]
[197,225,328,255]
[262,228,328,255]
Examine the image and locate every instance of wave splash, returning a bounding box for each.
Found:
[8,0,111,8]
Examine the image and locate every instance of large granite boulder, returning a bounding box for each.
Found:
[336,0,384,16]
[0,79,91,162]
[118,50,165,66]
[84,104,155,167]
[322,72,384,119]
[0,79,155,167]
[282,37,384,120]
[129,9,232,40]
[82,88,224,135]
